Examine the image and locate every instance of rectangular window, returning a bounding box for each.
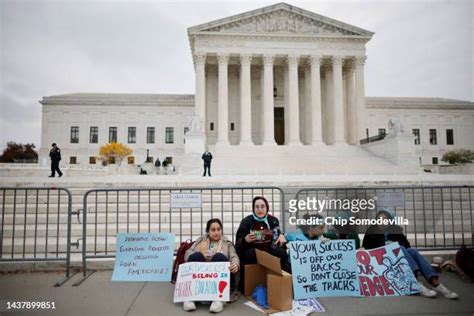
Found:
[109,127,117,143]
[89,156,97,164]
[210,122,214,131]
[429,129,437,145]
[89,126,98,143]
[378,128,386,137]
[128,127,136,143]
[231,122,235,131]
[128,156,135,165]
[165,127,174,144]
[432,157,438,165]
[69,156,77,164]
[165,157,173,164]
[108,156,116,164]
[446,129,454,145]
[413,129,420,145]
[70,126,79,143]
[147,127,155,144]
[184,127,189,144]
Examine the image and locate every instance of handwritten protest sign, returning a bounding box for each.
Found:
[357,242,420,296]
[290,240,359,299]
[112,232,174,281]
[174,262,230,302]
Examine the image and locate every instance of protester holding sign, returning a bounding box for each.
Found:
[362,209,458,299]
[182,218,239,313]
[235,196,289,291]
[326,212,361,249]
[283,214,330,243]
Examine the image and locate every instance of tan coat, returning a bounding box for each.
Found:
[184,235,240,269]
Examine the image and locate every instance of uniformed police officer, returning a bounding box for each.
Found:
[201,151,213,177]
[49,143,63,177]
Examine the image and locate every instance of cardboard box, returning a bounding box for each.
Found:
[244,249,292,313]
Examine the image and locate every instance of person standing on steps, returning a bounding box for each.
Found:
[202,150,213,177]
[49,143,63,178]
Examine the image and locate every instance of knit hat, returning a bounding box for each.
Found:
[376,209,395,219]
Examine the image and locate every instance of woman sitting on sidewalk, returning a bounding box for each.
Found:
[362,209,458,299]
[183,218,240,313]
[235,196,289,291]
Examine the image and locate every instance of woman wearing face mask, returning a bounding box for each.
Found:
[183,218,240,313]
[235,196,289,291]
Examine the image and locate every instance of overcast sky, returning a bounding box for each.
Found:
[1,0,472,150]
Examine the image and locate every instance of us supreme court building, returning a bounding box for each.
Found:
[39,3,474,175]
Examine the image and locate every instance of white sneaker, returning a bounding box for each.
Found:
[434,283,459,299]
[209,301,224,313]
[418,282,437,298]
[183,301,196,311]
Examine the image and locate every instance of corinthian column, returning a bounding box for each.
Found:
[355,56,367,143]
[262,54,276,145]
[216,54,230,146]
[239,54,253,145]
[309,55,324,145]
[332,56,346,145]
[287,54,302,146]
[346,61,356,144]
[194,53,206,128]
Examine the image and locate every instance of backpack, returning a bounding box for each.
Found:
[171,239,194,284]
[455,244,474,280]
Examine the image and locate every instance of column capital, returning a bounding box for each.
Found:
[194,53,206,64]
[287,54,300,65]
[355,56,367,66]
[240,54,252,65]
[217,53,229,64]
[262,54,275,65]
[309,55,323,66]
[331,56,344,66]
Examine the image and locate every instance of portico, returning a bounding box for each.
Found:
[188,3,373,148]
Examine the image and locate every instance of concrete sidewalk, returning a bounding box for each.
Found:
[0,270,473,316]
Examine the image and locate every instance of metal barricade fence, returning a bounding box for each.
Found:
[293,186,474,250]
[0,187,76,286]
[74,187,284,285]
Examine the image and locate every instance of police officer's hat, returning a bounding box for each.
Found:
[51,143,57,147]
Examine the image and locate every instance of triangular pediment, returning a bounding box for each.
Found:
[188,3,373,37]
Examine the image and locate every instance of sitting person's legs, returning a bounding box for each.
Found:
[211,253,228,262]
[400,246,458,299]
[243,248,257,264]
[400,246,421,274]
[405,248,438,282]
[188,252,206,262]
[269,246,290,272]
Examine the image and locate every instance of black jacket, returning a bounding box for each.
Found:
[362,224,411,249]
[235,214,281,255]
[49,147,61,161]
[202,152,213,165]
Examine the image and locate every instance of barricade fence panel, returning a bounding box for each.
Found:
[81,187,284,274]
[292,186,473,250]
[0,187,74,285]
[2,185,473,284]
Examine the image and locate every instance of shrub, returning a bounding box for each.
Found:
[441,149,474,165]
